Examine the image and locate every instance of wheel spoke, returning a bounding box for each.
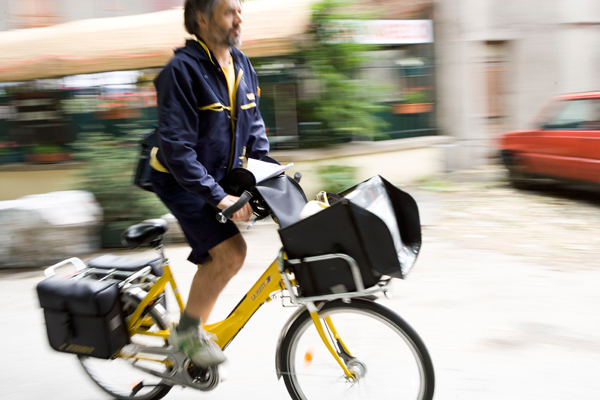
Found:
[279,299,434,400]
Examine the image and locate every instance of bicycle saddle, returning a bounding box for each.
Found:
[121,219,168,249]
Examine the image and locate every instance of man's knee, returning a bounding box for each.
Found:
[229,236,247,268]
[210,234,246,270]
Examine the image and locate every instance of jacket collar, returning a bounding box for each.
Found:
[178,38,241,68]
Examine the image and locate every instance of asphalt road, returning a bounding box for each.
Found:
[1,167,599,399]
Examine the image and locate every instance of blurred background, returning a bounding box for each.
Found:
[0,0,598,257]
[0,0,599,255]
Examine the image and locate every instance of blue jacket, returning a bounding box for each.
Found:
[153,39,269,207]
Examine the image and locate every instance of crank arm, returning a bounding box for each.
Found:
[122,344,219,390]
[122,344,179,357]
[120,344,185,384]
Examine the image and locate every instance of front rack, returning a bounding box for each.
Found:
[277,249,390,304]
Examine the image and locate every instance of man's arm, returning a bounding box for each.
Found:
[155,61,228,207]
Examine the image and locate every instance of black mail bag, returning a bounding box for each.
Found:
[133,127,158,192]
[278,176,421,297]
[37,276,129,359]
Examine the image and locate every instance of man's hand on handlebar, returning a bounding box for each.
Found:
[218,195,253,222]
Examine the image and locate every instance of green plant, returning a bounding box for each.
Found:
[71,132,168,231]
[403,91,431,104]
[0,142,17,155]
[417,178,456,192]
[316,164,357,193]
[29,145,67,154]
[292,0,390,141]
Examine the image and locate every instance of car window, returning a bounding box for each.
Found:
[543,98,600,130]
[582,99,600,130]
[533,98,565,129]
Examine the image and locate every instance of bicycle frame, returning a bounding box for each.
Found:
[44,246,388,383]
[126,263,184,336]
[204,259,283,348]
[126,258,285,350]
[125,256,358,379]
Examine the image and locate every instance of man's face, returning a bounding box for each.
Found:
[203,0,243,48]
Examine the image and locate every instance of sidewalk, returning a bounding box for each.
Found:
[1,166,599,399]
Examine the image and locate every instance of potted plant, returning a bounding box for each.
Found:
[72,132,168,247]
[0,142,24,163]
[95,96,142,120]
[393,90,434,114]
[25,144,71,163]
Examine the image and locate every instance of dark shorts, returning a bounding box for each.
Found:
[150,169,239,265]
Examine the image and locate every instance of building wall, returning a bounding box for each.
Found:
[0,0,178,31]
[0,1,10,31]
[0,165,80,201]
[434,0,600,169]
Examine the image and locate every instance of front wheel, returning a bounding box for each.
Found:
[278,299,435,400]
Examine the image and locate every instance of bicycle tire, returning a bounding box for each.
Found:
[278,298,435,400]
[79,291,173,400]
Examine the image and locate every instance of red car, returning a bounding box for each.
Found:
[500,91,600,188]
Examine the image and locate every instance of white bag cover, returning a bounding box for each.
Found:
[344,176,417,275]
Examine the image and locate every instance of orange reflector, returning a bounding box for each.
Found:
[304,347,314,366]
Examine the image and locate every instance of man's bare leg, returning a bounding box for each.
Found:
[184,233,247,323]
[171,233,246,366]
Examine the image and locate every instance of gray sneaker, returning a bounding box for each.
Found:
[169,327,226,367]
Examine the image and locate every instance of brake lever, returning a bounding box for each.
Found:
[247,217,259,230]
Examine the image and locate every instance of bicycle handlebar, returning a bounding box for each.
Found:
[216,190,253,223]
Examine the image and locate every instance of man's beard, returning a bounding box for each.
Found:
[210,22,241,48]
[226,26,242,47]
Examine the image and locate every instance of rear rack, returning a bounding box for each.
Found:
[43,257,156,288]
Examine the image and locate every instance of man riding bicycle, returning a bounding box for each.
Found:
[150,0,269,366]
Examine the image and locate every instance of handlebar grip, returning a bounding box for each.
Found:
[216,191,253,223]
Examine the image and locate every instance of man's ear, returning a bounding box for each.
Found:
[196,10,209,30]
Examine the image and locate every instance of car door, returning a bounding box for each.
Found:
[577,97,600,184]
[531,98,592,180]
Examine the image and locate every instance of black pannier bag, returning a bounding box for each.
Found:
[133,127,158,192]
[278,176,421,297]
[37,276,129,359]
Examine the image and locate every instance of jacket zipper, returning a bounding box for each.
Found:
[227,68,244,173]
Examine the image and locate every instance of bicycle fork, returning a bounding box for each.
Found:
[305,302,363,382]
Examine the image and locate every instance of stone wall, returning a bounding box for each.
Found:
[0,190,102,268]
[272,136,453,199]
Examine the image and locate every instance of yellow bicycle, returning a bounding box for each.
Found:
[38,173,435,400]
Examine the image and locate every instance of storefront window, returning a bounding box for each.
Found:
[0,69,158,164]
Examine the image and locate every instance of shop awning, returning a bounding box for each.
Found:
[0,0,316,83]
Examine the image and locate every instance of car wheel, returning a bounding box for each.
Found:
[501,150,536,189]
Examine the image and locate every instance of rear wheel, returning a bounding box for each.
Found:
[279,299,435,400]
[78,291,173,400]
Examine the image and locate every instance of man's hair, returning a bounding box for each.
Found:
[184,0,220,38]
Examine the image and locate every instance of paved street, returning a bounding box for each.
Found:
[1,166,600,399]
